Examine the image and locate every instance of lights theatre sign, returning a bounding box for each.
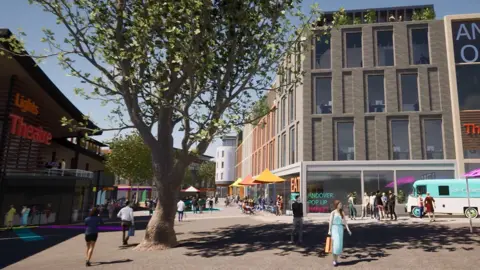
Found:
[9,93,52,145]
[453,21,480,63]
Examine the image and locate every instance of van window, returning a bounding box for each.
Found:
[416,185,427,195]
[438,186,450,196]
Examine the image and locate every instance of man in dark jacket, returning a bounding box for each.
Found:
[291,195,303,244]
[388,190,397,220]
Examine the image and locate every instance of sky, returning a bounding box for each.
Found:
[1,0,480,157]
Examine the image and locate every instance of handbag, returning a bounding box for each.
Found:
[325,236,332,253]
[128,226,135,237]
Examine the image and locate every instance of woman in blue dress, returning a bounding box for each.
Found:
[328,200,352,266]
[21,206,30,226]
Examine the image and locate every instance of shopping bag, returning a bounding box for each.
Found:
[128,226,135,237]
[325,236,332,253]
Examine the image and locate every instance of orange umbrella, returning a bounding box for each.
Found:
[254,169,285,184]
[239,175,259,186]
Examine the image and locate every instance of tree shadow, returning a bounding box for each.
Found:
[179,222,480,266]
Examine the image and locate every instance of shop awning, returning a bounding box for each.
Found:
[239,175,258,186]
[465,168,480,178]
[385,176,415,188]
[182,186,200,192]
[254,169,285,184]
[229,178,243,187]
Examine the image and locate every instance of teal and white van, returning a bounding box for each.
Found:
[406,179,480,218]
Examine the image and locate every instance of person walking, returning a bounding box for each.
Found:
[369,192,376,219]
[375,191,384,220]
[388,190,397,221]
[328,200,352,267]
[192,197,198,214]
[84,208,104,267]
[362,193,369,219]
[117,200,134,245]
[21,206,30,227]
[6,205,16,230]
[208,197,214,212]
[381,192,388,219]
[417,194,424,219]
[424,192,436,222]
[107,202,115,219]
[347,193,356,220]
[177,199,186,222]
[291,195,303,244]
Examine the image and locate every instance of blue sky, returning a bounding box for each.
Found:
[1,0,480,157]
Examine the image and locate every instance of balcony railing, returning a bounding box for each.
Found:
[6,168,94,179]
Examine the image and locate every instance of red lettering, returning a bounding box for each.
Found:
[9,113,52,145]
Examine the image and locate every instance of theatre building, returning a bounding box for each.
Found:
[235,5,480,216]
[0,29,112,225]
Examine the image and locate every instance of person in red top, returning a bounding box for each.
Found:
[424,192,436,222]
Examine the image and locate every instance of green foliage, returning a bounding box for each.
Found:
[333,7,351,26]
[105,133,153,184]
[353,17,362,25]
[198,162,216,188]
[364,10,377,24]
[412,10,421,21]
[412,8,435,21]
[250,95,270,126]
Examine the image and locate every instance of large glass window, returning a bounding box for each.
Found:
[456,65,480,111]
[281,97,286,129]
[336,122,354,161]
[424,119,444,159]
[363,171,394,197]
[391,120,410,160]
[315,35,331,69]
[289,128,295,164]
[366,75,385,112]
[345,32,363,68]
[400,74,419,111]
[281,133,286,167]
[396,170,454,204]
[315,77,332,114]
[306,171,361,213]
[411,28,430,65]
[377,30,394,66]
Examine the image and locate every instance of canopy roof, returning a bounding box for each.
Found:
[254,169,285,183]
[182,186,199,192]
[240,175,258,186]
[229,178,243,187]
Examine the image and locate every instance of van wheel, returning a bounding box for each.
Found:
[464,207,479,219]
[412,207,422,218]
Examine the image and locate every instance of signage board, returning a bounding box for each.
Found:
[9,113,52,145]
[452,20,480,63]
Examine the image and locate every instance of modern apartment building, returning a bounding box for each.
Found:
[235,5,480,215]
[215,135,237,196]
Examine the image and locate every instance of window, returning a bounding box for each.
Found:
[85,163,89,171]
[281,133,286,167]
[400,74,419,111]
[336,122,354,160]
[289,128,295,164]
[416,185,427,195]
[438,186,450,196]
[220,173,223,180]
[221,162,224,168]
[315,77,332,114]
[315,35,331,69]
[289,90,294,122]
[345,32,363,68]
[281,97,286,129]
[363,171,394,196]
[391,120,410,160]
[222,151,224,157]
[424,119,444,159]
[411,28,430,65]
[456,65,480,111]
[366,75,385,112]
[376,30,394,66]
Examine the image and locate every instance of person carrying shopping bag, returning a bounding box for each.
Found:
[328,200,352,267]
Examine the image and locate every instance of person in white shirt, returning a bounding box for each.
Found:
[117,200,134,245]
[369,193,376,219]
[177,199,186,222]
[362,193,370,219]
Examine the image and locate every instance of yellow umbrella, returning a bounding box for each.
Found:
[254,169,285,183]
[229,178,243,187]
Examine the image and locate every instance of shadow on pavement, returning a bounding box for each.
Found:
[91,259,133,266]
[0,214,150,269]
[179,222,480,266]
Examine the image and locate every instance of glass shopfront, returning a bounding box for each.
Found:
[306,168,455,212]
[306,171,361,213]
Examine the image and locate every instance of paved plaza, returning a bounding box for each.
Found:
[1,207,480,270]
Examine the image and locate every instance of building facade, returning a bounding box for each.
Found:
[235,5,480,215]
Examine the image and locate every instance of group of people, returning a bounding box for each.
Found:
[4,204,53,229]
[418,192,436,222]
[360,190,398,221]
[83,200,135,267]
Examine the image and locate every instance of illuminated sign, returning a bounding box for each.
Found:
[463,123,480,135]
[14,93,39,115]
[290,176,300,192]
[9,113,52,145]
[453,21,480,63]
